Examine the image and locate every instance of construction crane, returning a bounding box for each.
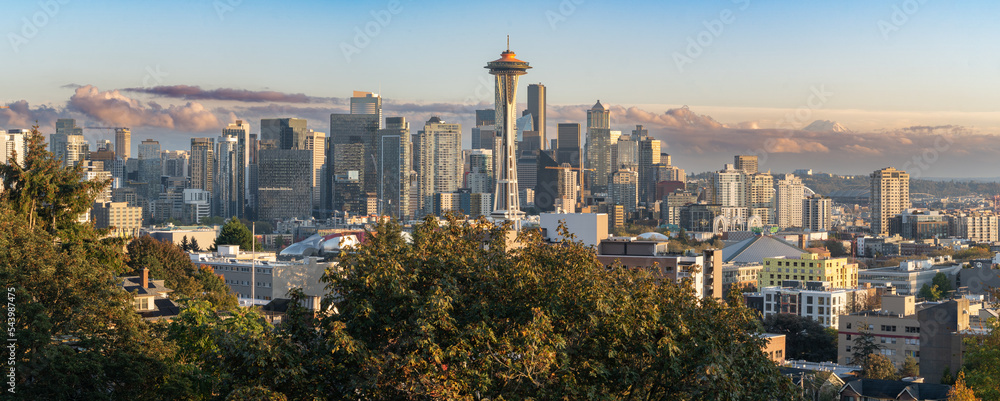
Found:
[544,165,594,207]
[84,126,129,130]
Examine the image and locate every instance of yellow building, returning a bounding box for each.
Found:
[760,253,857,288]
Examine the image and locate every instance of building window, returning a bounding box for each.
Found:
[847,323,852,329]
[766,294,772,301]
[807,296,813,304]
[846,334,852,340]
[807,306,813,314]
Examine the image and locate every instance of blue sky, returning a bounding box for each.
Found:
[3,0,1000,176]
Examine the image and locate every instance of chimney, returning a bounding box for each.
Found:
[141,267,149,289]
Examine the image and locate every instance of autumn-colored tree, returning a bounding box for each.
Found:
[949,371,981,401]
[963,317,1000,400]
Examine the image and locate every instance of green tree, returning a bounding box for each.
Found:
[126,235,237,309]
[308,216,799,399]
[850,328,881,367]
[180,235,190,251]
[190,236,202,252]
[919,283,944,301]
[899,355,919,378]
[213,216,261,251]
[862,353,899,380]
[963,317,1000,400]
[948,371,981,401]
[824,238,849,257]
[941,366,955,385]
[932,272,953,297]
[762,313,838,362]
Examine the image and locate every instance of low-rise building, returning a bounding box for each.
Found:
[92,201,142,237]
[857,257,959,295]
[749,282,867,328]
[539,212,609,247]
[595,236,722,299]
[761,333,786,364]
[760,253,858,289]
[192,245,332,307]
[120,268,179,321]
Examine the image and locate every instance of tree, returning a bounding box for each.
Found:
[941,366,955,385]
[899,355,919,378]
[306,216,800,399]
[919,283,944,301]
[126,235,237,309]
[180,235,190,251]
[190,236,202,252]
[824,239,849,257]
[213,216,261,251]
[932,272,953,297]
[948,371,981,401]
[762,314,838,362]
[963,317,1000,400]
[851,328,881,367]
[862,353,899,380]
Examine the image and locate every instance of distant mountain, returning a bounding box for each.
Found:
[803,120,852,133]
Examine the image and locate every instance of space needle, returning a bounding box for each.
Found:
[486,37,531,222]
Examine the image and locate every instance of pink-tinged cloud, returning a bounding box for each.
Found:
[69,85,220,132]
[0,100,61,129]
[842,144,882,156]
[123,85,337,104]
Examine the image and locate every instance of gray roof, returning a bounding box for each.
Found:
[841,379,951,400]
[721,235,807,264]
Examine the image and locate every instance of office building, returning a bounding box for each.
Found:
[871,167,910,236]
[585,101,612,193]
[467,149,493,194]
[328,112,380,214]
[557,123,581,168]
[775,174,804,229]
[634,125,661,205]
[261,118,308,151]
[526,83,545,149]
[257,148,314,220]
[377,117,412,220]
[350,91,382,128]
[53,118,83,165]
[533,151,561,212]
[64,134,89,167]
[115,128,131,160]
[215,134,241,218]
[222,120,250,218]
[802,194,832,231]
[304,130,326,212]
[137,139,161,201]
[734,155,758,174]
[190,137,215,193]
[418,117,462,216]
[486,44,531,221]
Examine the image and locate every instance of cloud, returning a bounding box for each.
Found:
[68,85,220,132]
[122,85,342,104]
[0,100,61,129]
[842,144,882,156]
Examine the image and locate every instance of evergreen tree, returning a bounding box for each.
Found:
[213,216,260,251]
[851,328,881,367]
[180,235,190,251]
[862,353,899,380]
[190,237,202,252]
[899,355,919,378]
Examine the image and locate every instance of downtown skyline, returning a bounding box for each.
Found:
[4,0,1000,177]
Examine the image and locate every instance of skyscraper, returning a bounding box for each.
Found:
[471,109,497,151]
[585,101,612,193]
[115,128,131,160]
[557,123,581,167]
[611,168,639,213]
[190,137,215,193]
[634,125,661,205]
[418,117,462,216]
[222,120,250,218]
[257,148,314,220]
[215,135,241,218]
[137,139,161,202]
[710,164,747,208]
[871,167,910,236]
[52,118,83,165]
[260,118,308,151]
[803,194,832,231]
[377,117,412,220]
[304,130,327,213]
[351,91,382,128]
[327,113,380,214]
[527,83,546,149]
[747,172,775,225]
[65,134,90,167]
[775,174,805,229]
[486,42,531,221]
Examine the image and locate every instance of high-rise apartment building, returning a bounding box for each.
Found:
[870,167,910,236]
[0,130,26,166]
[802,194,832,231]
[418,117,462,216]
[190,137,215,193]
[53,118,83,165]
[610,168,639,213]
[527,83,546,149]
[65,134,89,167]
[748,172,775,225]
[775,174,805,229]
[377,117,412,220]
[486,44,531,221]
[585,101,612,193]
[710,164,747,208]
[115,128,131,160]
[215,135,241,218]
[734,155,758,174]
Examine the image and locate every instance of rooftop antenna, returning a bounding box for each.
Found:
[506,35,509,51]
